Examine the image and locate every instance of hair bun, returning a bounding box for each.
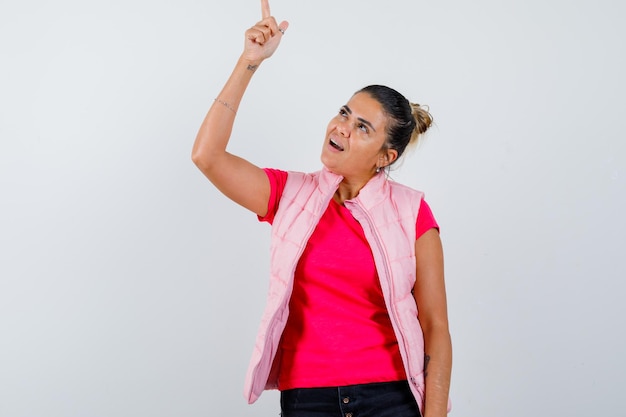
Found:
[409,102,433,144]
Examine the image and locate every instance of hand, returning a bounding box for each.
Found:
[242,0,289,64]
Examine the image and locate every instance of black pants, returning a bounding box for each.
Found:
[280,380,422,417]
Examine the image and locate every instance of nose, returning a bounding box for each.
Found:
[337,119,350,137]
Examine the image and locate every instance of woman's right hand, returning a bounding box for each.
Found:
[243,0,289,64]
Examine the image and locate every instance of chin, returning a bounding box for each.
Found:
[320,155,337,173]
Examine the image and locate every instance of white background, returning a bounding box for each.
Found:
[1,0,625,416]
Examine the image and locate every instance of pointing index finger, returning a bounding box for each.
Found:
[261,0,270,19]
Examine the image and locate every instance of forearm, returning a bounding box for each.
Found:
[422,326,452,417]
[191,55,261,171]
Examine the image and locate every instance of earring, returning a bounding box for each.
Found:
[377,155,385,173]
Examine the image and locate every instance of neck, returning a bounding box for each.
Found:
[333,173,377,205]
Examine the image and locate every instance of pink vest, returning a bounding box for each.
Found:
[244,167,428,411]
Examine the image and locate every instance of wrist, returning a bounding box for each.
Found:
[238,55,262,72]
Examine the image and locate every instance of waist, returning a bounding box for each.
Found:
[280,380,421,417]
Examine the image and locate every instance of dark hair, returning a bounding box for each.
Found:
[357,85,433,164]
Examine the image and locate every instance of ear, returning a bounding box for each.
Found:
[380,148,398,168]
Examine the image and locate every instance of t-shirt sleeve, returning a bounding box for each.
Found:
[258,168,288,224]
[416,199,439,239]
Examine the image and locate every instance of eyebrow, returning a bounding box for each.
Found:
[342,105,376,132]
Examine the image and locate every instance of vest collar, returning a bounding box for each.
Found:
[318,166,344,194]
[319,167,389,210]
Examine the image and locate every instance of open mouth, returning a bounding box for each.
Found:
[329,138,344,151]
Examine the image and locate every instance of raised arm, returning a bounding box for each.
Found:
[191,0,289,217]
[413,228,452,417]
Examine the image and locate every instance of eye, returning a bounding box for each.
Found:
[338,108,348,117]
[357,122,369,133]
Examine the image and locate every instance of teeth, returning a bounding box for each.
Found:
[329,138,344,151]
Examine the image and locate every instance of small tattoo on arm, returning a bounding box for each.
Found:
[247,64,259,72]
[424,354,431,378]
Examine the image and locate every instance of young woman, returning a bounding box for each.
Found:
[192,1,452,416]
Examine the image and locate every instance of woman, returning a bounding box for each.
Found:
[191,1,452,416]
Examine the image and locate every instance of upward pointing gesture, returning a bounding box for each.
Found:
[192,0,289,217]
[243,0,289,63]
[261,0,271,19]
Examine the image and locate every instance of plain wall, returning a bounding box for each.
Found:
[1,0,625,416]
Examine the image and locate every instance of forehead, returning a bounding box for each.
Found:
[346,92,388,129]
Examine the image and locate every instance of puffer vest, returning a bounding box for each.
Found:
[244,167,428,411]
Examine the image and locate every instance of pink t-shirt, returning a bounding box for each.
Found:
[259,169,438,390]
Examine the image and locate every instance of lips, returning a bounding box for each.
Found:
[329,138,344,151]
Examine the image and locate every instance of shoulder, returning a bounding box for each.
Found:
[264,168,321,188]
[387,179,425,202]
[283,169,325,190]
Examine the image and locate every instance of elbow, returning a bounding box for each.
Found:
[191,148,204,169]
[191,147,214,173]
[191,146,225,180]
[420,319,451,340]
